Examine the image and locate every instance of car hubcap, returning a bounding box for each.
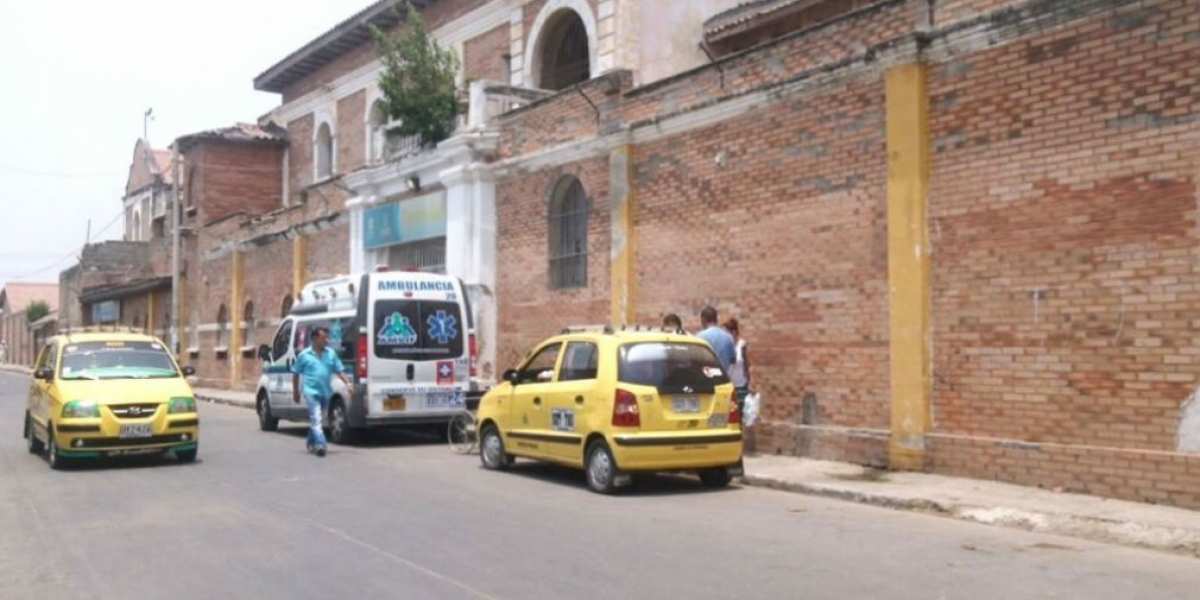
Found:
[483,433,501,466]
[589,449,612,487]
[333,408,345,438]
[259,400,268,422]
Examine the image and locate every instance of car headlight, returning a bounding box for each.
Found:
[168,397,196,414]
[62,401,100,419]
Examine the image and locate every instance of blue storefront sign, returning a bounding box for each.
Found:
[363,193,447,250]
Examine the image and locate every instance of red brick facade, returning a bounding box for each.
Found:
[490,0,1200,507]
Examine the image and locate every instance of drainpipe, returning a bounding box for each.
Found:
[170,145,182,357]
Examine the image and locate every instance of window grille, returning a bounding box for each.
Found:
[548,176,589,289]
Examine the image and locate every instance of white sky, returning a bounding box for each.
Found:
[0,0,372,289]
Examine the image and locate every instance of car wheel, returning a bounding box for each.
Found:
[585,440,619,494]
[327,400,357,445]
[46,425,64,471]
[257,393,278,432]
[176,447,198,464]
[25,412,44,455]
[698,467,732,489]
[479,425,512,471]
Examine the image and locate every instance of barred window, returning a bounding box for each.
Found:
[315,122,334,179]
[538,10,590,91]
[548,176,589,289]
[216,304,228,348]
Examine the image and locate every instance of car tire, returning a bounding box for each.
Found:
[176,447,198,464]
[327,399,357,445]
[46,425,64,471]
[479,425,512,471]
[585,440,620,495]
[698,467,732,489]
[25,412,44,455]
[257,393,278,432]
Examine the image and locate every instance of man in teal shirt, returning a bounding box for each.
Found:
[292,327,354,457]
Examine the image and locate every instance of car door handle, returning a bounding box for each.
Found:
[406,364,415,381]
[575,396,584,405]
[532,397,541,406]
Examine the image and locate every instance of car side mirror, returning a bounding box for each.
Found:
[181,365,196,377]
[503,368,519,385]
[33,367,53,382]
[257,344,272,362]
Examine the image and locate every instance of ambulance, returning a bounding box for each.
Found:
[254,268,478,444]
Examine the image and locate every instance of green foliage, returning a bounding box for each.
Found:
[26,300,49,324]
[371,5,461,146]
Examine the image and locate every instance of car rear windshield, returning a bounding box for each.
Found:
[373,299,465,360]
[618,342,729,393]
[60,341,179,380]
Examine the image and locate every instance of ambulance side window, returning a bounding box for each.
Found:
[271,320,294,361]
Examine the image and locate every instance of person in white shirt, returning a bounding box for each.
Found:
[723,318,753,412]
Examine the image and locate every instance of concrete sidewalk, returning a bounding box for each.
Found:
[7,365,1197,557]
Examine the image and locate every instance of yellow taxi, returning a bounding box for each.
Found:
[475,326,743,493]
[23,329,200,469]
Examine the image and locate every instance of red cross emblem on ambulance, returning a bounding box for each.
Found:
[436,360,455,385]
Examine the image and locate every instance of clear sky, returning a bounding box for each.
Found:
[0,0,371,289]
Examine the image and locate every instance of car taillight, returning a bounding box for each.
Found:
[356,335,368,379]
[612,389,640,428]
[729,390,742,425]
[469,334,478,378]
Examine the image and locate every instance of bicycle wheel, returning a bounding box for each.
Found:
[447,411,477,454]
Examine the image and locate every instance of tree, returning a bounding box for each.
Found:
[371,4,461,146]
[26,300,49,324]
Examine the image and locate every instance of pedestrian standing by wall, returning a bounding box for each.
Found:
[723,317,753,408]
[292,326,354,457]
[662,313,685,333]
[697,306,736,371]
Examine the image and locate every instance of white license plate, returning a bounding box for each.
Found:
[426,392,463,408]
[673,397,700,413]
[119,424,153,438]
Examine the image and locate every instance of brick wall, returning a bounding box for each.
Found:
[464,24,510,82]
[186,141,284,226]
[337,90,368,173]
[926,0,1200,506]
[495,156,611,371]
[933,0,1026,26]
[286,116,314,205]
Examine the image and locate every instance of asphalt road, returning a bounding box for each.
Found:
[1,372,1196,600]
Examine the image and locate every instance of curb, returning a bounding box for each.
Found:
[196,394,255,410]
[743,473,1200,558]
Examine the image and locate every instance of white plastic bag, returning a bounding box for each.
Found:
[743,392,761,428]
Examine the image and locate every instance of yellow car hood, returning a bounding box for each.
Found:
[56,378,195,403]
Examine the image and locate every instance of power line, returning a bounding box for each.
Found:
[0,163,124,179]
[0,208,127,282]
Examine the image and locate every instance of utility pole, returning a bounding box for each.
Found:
[170,143,182,356]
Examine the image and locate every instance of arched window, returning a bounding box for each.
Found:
[280,294,294,318]
[216,304,228,348]
[315,122,334,179]
[131,211,142,242]
[548,175,589,289]
[243,300,255,347]
[537,10,590,90]
[368,100,389,164]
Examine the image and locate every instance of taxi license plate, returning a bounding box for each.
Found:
[426,392,463,408]
[119,424,153,438]
[673,397,700,413]
[384,397,406,411]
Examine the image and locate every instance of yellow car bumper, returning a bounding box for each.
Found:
[54,417,199,458]
[609,430,743,471]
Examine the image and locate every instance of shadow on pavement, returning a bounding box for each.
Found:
[490,460,743,497]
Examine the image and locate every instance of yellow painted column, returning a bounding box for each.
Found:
[231,250,244,388]
[146,291,155,336]
[609,144,637,325]
[886,62,932,471]
[292,234,307,299]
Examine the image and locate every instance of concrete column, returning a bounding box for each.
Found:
[885,62,932,471]
[231,250,244,389]
[442,165,473,280]
[609,144,637,326]
[292,235,307,299]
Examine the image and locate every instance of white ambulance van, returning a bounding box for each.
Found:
[255,269,478,444]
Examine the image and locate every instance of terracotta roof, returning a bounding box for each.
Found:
[175,122,287,151]
[0,282,59,315]
[153,149,175,185]
[705,0,810,37]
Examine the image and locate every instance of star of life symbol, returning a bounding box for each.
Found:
[426,310,458,345]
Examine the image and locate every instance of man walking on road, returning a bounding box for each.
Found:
[292,326,354,457]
